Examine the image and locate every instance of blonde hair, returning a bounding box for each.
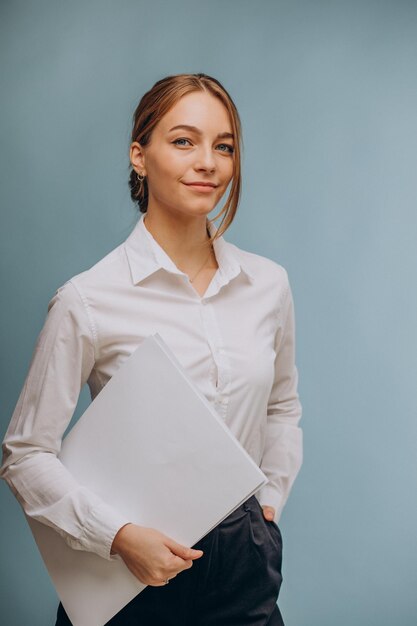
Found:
[128,73,243,246]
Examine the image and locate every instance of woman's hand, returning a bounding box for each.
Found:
[111,523,204,586]
[261,505,276,521]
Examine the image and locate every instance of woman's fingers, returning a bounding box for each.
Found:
[261,505,276,521]
[111,523,204,586]
[164,537,204,562]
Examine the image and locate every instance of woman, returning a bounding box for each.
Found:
[0,73,302,625]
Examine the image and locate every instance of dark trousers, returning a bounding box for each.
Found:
[55,494,284,626]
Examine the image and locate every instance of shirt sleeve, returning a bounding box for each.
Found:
[258,271,303,523]
[0,280,131,560]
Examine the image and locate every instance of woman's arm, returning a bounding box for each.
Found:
[258,271,303,523]
[0,280,130,560]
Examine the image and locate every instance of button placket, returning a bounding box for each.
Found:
[199,299,219,391]
[202,299,231,420]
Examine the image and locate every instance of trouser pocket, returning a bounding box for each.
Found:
[244,496,283,597]
[251,496,283,552]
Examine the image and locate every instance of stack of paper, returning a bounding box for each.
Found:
[27,333,268,626]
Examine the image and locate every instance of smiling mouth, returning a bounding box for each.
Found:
[183,183,218,192]
[183,182,218,187]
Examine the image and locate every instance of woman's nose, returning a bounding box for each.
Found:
[194,145,216,171]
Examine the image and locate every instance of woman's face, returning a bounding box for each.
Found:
[130,90,235,220]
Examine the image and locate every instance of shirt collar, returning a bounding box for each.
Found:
[124,213,255,286]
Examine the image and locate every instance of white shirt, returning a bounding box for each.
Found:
[0,213,303,561]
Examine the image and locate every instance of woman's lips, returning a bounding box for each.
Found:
[184,183,217,193]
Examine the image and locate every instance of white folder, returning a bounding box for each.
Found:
[27,333,268,626]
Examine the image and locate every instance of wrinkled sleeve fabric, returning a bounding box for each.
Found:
[258,271,303,523]
[0,280,130,560]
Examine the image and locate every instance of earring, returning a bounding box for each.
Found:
[137,172,145,182]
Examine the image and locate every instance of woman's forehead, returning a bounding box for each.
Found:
[157,92,232,135]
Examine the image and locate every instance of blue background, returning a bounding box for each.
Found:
[1,1,416,624]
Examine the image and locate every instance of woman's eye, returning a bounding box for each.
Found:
[218,144,234,154]
[172,138,192,146]
[172,138,234,153]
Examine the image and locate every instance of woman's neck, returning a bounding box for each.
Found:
[143,209,216,271]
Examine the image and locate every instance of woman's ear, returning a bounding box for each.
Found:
[129,141,146,176]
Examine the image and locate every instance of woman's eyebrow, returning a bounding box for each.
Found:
[168,124,234,140]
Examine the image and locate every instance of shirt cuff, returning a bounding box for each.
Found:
[257,483,284,524]
[65,501,132,561]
